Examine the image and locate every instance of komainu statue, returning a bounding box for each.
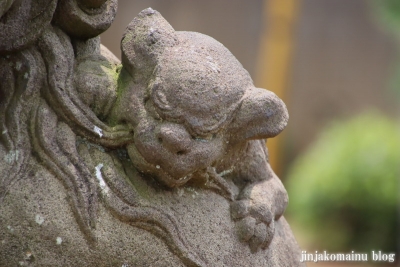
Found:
[0,1,303,266]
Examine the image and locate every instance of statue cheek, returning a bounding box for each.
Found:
[190,139,225,166]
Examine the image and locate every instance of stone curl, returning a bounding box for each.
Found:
[0,0,57,54]
[53,0,117,39]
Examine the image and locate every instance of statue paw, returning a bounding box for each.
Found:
[231,199,275,253]
[230,177,288,252]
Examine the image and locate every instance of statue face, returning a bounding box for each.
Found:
[127,114,227,187]
[126,50,248,187]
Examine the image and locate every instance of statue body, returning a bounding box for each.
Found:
[0,2,303,266]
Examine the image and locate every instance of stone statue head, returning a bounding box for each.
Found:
[112,8,288,188]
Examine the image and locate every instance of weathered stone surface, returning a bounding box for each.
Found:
[0,2,304,266]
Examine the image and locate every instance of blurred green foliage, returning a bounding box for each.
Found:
[286,112,399,252]
[372,0,400,98]
[373,0,400,38]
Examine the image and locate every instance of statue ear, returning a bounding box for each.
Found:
[121,8,177,78]
[228,88,288,143]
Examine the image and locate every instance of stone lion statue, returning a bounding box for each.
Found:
[0,1,303,266]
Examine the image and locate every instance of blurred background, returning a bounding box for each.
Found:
[101,0,399,265]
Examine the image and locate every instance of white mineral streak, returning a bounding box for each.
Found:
[95,164,108,194]
[218,168,233,177]
[206,56,220,73]
[35,214,45,225]
[94,126,103,137]
[4,150,19,163]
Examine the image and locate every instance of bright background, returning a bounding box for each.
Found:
[101,1,400,266]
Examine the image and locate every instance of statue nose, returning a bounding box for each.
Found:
[157,123,191,155]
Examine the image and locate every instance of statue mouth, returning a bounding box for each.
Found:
[126,143,194,187]
[160,169,193,186]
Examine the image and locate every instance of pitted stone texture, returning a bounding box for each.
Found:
[0,0,57,54]
[0,162,184,267]
[0,162,302,267]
